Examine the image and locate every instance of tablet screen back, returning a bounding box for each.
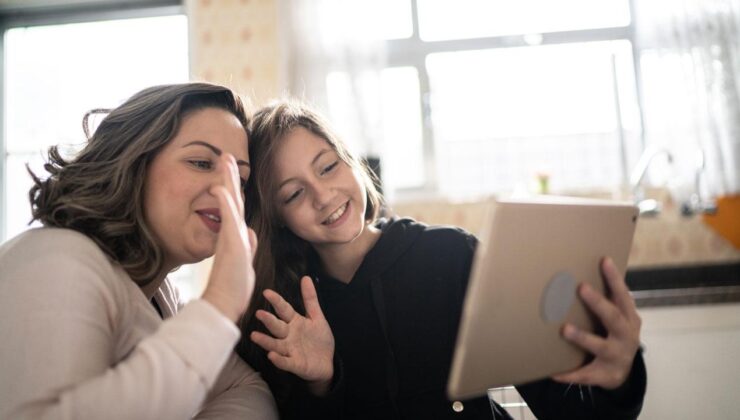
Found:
[447,197,638,400]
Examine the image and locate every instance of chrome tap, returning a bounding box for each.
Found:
[680,148,718,216]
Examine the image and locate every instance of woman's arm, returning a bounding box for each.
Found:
[195,353,278,419]
[0,230,242,420]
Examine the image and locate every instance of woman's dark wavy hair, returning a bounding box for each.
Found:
[236,100,383,403]
[28,82,250,286]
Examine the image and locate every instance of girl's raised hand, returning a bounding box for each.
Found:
[251,276,335,395]
[201,153,257,323]
[551,257,642,389]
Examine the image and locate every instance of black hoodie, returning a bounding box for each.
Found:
[271,217,646,420]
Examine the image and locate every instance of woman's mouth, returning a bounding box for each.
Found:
[196,209,221,233]
[322,202,349,226]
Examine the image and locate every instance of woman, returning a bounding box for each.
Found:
[0,83,277,419]
[237,100,646,419]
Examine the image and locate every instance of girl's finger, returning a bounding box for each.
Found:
[561,323,609,357]
[250,331,283,353]
[301,276,325,320]
[264,289,297,322]
[256,309,289,338]
[601,257,637,317]
[551,364,601,386]
[267,351,296,373]
[579,283,628,337]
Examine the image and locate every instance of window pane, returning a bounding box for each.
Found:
[321,0,412,41]
[426,40,640,196]
[380,67,424,190]
[418,0,631,41]
[4,14,188,239]
[326,67,424,194]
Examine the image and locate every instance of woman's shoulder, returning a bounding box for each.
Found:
[0,227,125,286]
[1,227,106,260]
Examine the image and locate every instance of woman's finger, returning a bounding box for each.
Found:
[256,309,289,338]
[264,289,297,322]
[301,276,325,320]
[210,184,246,244]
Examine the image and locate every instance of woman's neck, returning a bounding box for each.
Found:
[314,223,381,284]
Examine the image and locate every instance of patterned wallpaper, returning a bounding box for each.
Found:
[185,0,280,107]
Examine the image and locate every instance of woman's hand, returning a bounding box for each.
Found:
[251,276,335,396]
[201,153,257,323]
[552,257,642,390]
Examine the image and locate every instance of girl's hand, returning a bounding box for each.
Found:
[250,276,335,395]
[201,153,257,323]
[552,257,642,390]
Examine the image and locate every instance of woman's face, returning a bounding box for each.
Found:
[272,127,368,249]
[144,107,250,269]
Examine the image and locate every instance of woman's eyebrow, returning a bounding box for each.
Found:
[183,140,250,167]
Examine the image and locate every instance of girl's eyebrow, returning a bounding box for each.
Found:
[183,140,250,168]
[277,148,333,190]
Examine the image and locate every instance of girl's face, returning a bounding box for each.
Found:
[144,107,250,269]
[272,127,368,249]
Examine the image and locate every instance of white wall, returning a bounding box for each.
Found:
[638,303,740,419]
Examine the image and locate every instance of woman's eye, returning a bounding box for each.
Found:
[189,160,212,170]
[320,161,339,176]
[285,189,303,204]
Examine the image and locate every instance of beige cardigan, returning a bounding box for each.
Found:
[0,228,277,419]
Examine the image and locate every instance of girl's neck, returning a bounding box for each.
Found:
[314,222,381,284]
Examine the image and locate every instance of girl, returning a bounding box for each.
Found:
[238,100,646,419]
[0,83,277,419]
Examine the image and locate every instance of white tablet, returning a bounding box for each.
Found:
[447,196,638,400]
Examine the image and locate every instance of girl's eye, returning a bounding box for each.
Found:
[240,178,248,190]
[320,161,339,176]
[189,160,212,170]
[285,188,303,204]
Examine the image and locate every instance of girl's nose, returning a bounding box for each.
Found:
[311,181,334,210]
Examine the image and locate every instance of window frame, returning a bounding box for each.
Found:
[379,0,645,198]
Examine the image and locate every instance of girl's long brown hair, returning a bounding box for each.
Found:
[237,100,383,402]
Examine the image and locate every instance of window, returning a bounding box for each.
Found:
[1,10,188,242]
[324,0,642,199]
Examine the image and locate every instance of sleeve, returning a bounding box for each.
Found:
[0,231,247,420]
[515,350,647,420]
[195,353,278,419]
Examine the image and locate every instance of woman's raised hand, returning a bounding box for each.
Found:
[201,153,257,323]
[251,276,335,395]
[552,257,642,389]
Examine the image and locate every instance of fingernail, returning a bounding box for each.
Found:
[563,324,578,339]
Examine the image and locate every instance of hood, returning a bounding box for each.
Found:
[356,217,426,279]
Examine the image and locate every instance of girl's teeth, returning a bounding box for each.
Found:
[324,203,347,224]
[205,213,221,222]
